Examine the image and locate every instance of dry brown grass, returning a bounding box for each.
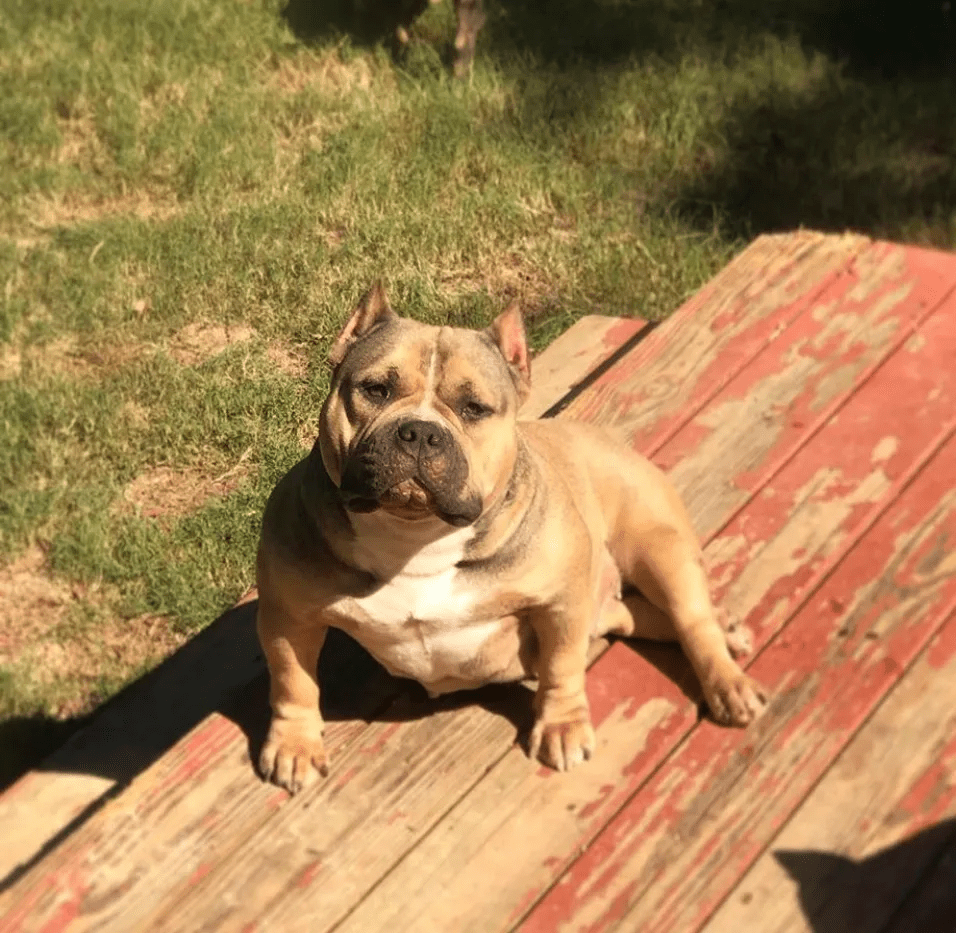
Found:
[265,342,309,379]
[168,322,256,366]
[118,464,248,521]
[0,548,74,663]
[267,48,385,99]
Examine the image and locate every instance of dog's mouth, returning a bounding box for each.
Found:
[341,476,481,527]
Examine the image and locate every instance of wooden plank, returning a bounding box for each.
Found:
[130,242,956,933]
[0,599,263,887]
[561,231,874,455]
[0,654,397,931]
[318,282,956,933]
[703,615,956,933]
[519,435,956,932]
[0,309,637,892]
[520,315,647,419]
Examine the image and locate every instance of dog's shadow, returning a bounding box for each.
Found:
[3,594,706,796]
[223,606,707,772]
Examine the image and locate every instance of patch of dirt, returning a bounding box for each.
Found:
[76,340,147,372]
[169,322,256,366]
[21,190,181,233]
[0,346,21,381]
[5,337,147,381]
[118,401,151,429]
[119,464,247,520]
[25,613,187,718]
[269,50,378,97]
[266,342,309,379]
[0,548,76,663]
[438,251,553,307]
[298,417,320,450]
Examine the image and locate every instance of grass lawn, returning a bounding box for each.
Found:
[1,0,954,785]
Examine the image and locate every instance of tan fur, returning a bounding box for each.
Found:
[256,288,767,792]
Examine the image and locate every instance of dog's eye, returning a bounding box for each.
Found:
[461,401,493,421]
[361,382,390,402]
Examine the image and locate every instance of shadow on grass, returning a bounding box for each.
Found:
[281,0,956,246]
[489,0,956,245]
[675,78,956,243]
[282,0,430,47]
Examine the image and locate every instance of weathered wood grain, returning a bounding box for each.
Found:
[0,667,398,932]
[520,315,647,419]
[321,279,956,933]
[562,231,873,455]
[0,599,263,887]
[519,429,956,933]
[703,612,956,933]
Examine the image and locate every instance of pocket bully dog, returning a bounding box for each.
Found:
[255,283,767,792]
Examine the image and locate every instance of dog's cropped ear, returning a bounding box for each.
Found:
[486,301,531,403]
[329,281,398,367]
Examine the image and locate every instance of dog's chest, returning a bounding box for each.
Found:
[352,565,477,629]
[331,519,528,690]
[345,567,504,685]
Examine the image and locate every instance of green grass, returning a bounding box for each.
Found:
[1,0,954,782]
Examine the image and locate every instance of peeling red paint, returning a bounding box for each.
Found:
[158,715,238,793]
[576,785,616,823]
[186,862,214,887]
[386,809,409,826]
[564,239,871,458]
[360,722,403,757]
[602,317,645,348]
[332,765,359,793]
[295,859,323,889]
[522,426,956,933]
[926,610,956,669]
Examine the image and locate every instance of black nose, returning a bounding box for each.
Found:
[394,418,447,455]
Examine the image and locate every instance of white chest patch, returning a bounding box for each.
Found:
[331,517,521,691]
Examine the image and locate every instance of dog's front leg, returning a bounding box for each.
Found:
[527,596,595,772]
[257,596,329,793]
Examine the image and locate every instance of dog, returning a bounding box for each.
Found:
[255,283,767,792]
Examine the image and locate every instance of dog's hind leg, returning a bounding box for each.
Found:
[601,592,752,660]
[612,526,767,727]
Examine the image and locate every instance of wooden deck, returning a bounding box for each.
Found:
[2,231,955,932]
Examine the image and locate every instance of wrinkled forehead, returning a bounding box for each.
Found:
[337,319,515,404]
[434,328,516,402]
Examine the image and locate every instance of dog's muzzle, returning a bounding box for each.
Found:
[339,417,482,526]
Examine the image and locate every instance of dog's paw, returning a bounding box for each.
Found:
[530,718,596,771]
[528,696,595,771]
[259,715,328,794]
[703,668,768,727]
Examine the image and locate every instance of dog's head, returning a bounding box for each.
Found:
[317,283,531,527]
